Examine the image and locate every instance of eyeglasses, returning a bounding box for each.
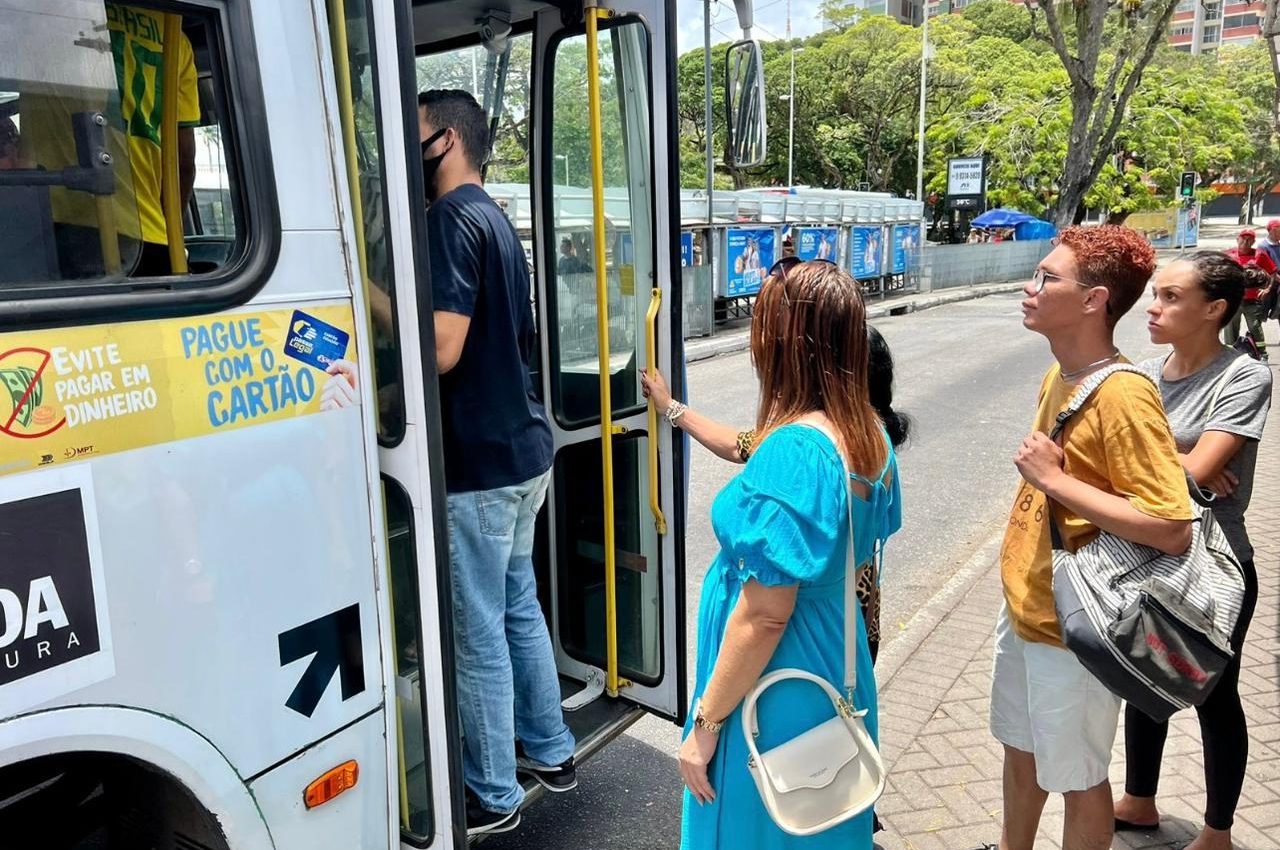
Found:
[768,256,837,278]
[1031,266,1091,295]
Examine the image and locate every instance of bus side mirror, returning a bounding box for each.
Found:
[725,40,766,169]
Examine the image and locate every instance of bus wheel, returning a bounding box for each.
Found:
[0,751,232,850]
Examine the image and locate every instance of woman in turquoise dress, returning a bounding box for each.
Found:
[675,261,902,850]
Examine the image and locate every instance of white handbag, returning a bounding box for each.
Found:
[741,422,886,836]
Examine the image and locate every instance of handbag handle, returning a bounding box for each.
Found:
[741,668,867,772]
[792,419,862,700]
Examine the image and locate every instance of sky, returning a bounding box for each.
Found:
[674,0,828,54]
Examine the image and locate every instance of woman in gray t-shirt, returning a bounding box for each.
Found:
[1115,253,1272,850]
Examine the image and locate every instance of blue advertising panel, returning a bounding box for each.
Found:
[849,226,883,280]
[797,227,839,262]
[1177,205,1200,248]
[892,223,921,275]
[680,232,695,268]
[726,227,775,297]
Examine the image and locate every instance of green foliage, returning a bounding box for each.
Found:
[670,4,1270,217]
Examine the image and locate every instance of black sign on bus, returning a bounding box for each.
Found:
[278,603,365,717]
[0,489,102,687]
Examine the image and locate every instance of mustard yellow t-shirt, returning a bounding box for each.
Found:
[20,4,200,245]
[1000,363,1193,647]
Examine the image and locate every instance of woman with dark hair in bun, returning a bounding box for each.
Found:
[1115,251,1272,850]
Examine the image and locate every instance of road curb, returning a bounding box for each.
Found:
[874,527,1004,692]
[684,281,1027,364]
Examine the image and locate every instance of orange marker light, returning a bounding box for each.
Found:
[304,760,359,809]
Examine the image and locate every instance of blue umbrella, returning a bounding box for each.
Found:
[971,208,1038,228]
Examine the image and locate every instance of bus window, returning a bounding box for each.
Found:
[336,0,405,443]
[546,21,653,427]
[546,19,662,685]
[414,36,533,187]
[0,2,245,287]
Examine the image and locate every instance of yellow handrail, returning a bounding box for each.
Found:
[585,2,622,698]
[94,196,121,275]
[645,288,667,536]
[327,0,409,828]
[161,13,187,274]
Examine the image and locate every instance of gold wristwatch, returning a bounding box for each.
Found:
[692,699,724,734]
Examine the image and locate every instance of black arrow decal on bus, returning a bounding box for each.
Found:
[278,603,365,717]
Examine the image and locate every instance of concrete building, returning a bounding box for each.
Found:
[1170,0,1264,54]
[838,0,923,25]
[913,0,1266,55]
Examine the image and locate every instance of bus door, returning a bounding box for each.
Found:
[322,0,464,844]
[532,1,686,721]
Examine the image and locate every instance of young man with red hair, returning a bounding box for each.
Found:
[988,227,1193,850]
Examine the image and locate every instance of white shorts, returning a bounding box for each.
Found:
[989,604,1121,793]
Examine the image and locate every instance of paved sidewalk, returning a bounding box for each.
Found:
[872,381,1280,850]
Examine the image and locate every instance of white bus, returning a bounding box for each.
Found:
[0,0,764,847]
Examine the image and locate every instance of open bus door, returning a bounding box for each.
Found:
[329,0,767,842]
[530,1,687,724]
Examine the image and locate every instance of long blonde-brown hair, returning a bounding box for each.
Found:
[750,261,887,479]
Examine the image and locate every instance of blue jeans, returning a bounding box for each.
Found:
[446,470,574,813]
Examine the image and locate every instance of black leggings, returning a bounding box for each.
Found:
[1124,558,1259,831]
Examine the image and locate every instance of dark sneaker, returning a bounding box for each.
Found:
[465,789,520,837]
[515,753,578,793]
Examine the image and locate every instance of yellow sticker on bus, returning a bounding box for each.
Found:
[0,305,359,476]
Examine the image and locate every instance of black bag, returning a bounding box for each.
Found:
[1264,282,1280,320]
[1047,365,1248,721]
[1234,334,1263,361]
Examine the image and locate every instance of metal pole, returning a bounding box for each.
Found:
[915,3,929,203]
[704,0,714,208]
[787,0,794,188]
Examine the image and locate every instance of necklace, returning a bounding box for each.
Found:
[1060,350,1121,382]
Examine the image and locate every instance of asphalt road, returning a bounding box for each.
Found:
[487,288,1168,849]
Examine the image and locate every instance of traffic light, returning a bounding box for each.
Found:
[1180,171,1197,199]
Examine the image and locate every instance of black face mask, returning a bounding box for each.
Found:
[421,128,450,201]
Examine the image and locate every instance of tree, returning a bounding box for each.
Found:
[1027,0,1180,226]
[1221,41,1280,224]
[1087,48,1248,223]
[959,0,1034,43]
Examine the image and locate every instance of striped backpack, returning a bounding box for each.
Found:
[1048,364,1248,722]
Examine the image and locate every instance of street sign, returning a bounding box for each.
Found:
[1179,171,1197,198]
[946,157,985,197]
[857,181,871,192]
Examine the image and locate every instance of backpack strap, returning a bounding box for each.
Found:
[1045,363,1155,551]
[1048,363,1155,441]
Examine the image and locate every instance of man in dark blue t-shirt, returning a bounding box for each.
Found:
[419,89,573,837]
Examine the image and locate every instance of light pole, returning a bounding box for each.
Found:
[555,153,569,185]
[786,0,794,188]
[915,1,930,203]
[704,0,714,206]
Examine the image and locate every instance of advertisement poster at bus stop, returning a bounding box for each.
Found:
[892,223,921,275]
[0,305,360,477]
[680,232,694,268]
[796,227,838,263]
[849,225,883,280]
[725,227,774,297]
[1128,205,1199,249]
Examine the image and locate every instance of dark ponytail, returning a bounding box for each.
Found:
[1187,251,1248,328]
[868,325,911,448]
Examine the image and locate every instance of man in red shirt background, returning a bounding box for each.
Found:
[1223,228,1276,358]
